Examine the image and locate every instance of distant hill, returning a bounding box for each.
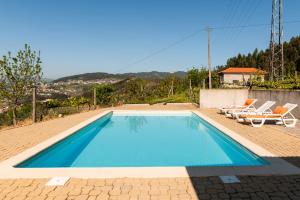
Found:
[53,71,187,82]
[43,78,54,83]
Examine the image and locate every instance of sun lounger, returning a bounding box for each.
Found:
[232,101,276,119]
[219,98,257,114]
[237,103,298,128]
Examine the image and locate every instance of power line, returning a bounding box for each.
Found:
[113,29,205,73]
[220,0,243,41]
[228,0,262,43]
[219,0,247,47]
[113,19,300,74]
[211,19,300,30]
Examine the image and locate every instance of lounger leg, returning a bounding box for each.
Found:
[236,114,244,122]
[225,112,232,118]
[250,119,265,128]
[283,119,297,127]
[231,113,237,119]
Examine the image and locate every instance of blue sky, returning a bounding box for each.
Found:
[0,0,300,79]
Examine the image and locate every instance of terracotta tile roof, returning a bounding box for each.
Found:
[219,67,266,74]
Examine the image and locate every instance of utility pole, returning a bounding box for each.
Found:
[189,79,194,102]
[32,86,36,123]
[171,79,174,96]
[269,0,284,81]
[206,26,212,89]
[93,88,97,108]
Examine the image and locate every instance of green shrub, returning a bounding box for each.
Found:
[95,84,115,105]
[46,99,62,108]
[252,78,300,89]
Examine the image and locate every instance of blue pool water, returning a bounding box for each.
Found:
[17,111,267,168]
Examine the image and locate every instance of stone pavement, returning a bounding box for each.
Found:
[1,176,300,200]
[1,105,300,200]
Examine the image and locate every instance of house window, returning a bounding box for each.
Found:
[232,80,239,85]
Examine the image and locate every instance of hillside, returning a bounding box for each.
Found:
[53,71,187,82]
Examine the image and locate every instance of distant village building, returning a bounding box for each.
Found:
[219,67,266,86]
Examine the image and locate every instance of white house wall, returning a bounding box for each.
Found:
[223,74,251,84]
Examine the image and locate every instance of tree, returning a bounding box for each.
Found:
[0,44,42,126]
[95,84,114,105]
[187,67,208,87]
[225,35,300,78]
[68,97,80,109]
[78,96,90,109]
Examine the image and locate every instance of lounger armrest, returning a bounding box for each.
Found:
[242,107,256,112]
[262,111,272,114]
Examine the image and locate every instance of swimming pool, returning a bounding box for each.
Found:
[17,111,267,168]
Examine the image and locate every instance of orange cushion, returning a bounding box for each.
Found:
[244,99,254,106]
[239,106,288,119]
[240,114,281,119]
[272,106,288,115]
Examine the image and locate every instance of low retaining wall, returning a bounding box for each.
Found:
[249,90,300,119]
[199,89,248,109]
[199,89,300,119]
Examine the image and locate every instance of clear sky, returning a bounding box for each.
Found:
[0,0,299,79]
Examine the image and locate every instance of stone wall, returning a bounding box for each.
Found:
[199,89,300,118]
[249,90,300,118]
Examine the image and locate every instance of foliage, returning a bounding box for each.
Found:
[45,99,61,108]
[186,67,220,89]
[1,104,32,126]
[251,78,300,89]
[95,84,115,105]
[65,96,91,108]
[78,96,90,105]
[211,71,220,88]
[225,36,300,77]
[148,93,189,105]
[0,44,42,125]
[187,67,208,87]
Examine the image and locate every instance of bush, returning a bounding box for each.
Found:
[1,104,32,126]
[46,99,62,108]
[252,78,300,89]
[95,84,115,105]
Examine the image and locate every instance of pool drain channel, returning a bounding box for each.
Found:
[46,177,70,186]
[219,176,240,183]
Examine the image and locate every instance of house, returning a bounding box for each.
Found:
[218,67,266,86]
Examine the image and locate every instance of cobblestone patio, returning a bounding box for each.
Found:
[1,105,300,200]
[1,176,300,200]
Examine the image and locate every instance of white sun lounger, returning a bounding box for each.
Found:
[232,101,276,120]
[223,99,258,117]
[238,103,298,128]
[219,99,257,115]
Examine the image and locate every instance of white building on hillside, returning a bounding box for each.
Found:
[219,67,266,86]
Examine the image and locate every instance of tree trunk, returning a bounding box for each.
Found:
[12,106,17,126]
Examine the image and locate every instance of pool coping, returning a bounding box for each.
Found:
[0,109,299,179]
